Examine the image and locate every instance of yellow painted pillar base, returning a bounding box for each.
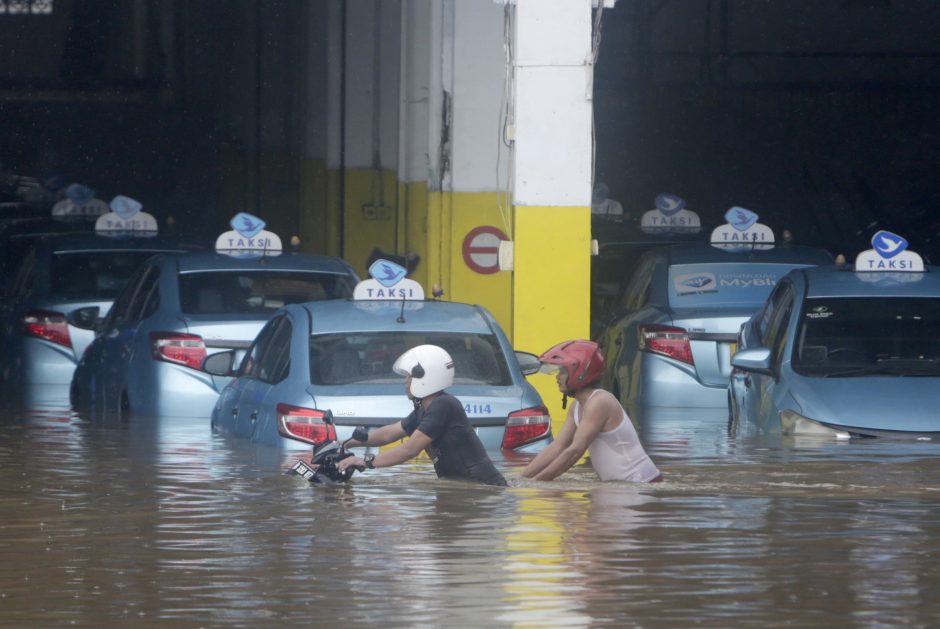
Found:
[512,205,592,436]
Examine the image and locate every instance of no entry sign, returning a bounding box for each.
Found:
[462,225,508,274]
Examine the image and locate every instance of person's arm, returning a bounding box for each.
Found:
[530,397,610,481]
[366,429,432,469]
[337,424,430,471]
[521,407,576,479]
[347,421,407,448]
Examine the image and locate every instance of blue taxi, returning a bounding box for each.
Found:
[729,231,940,438]
[70,214,360,420]
[597,208,833,412]
[204,260,550,452]
[0,198,194,401]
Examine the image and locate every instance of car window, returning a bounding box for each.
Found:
[139,276,161,319]
[766,286,794,368]
[309,332,511,386]
[51,250,159,300]
[104,264,151,329]
[758,280,790,344]
[792,297,940,377]
[618,254,655,312]
[9,247,37,301]
[178,271,355,315]
[256,318,292,384]
[239,316,284,379]
[126,265,160,322]
[668,263,802,310]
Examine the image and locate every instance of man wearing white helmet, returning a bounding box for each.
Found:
[337,344,507,486]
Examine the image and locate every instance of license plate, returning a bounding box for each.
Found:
[286,460,317,480]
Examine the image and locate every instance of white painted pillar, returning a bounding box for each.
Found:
[512,0,594,206]
[510,0,597,434]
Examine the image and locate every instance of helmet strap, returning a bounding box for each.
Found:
[561,393,568,410]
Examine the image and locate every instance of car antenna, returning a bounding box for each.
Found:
[396,293,407,324]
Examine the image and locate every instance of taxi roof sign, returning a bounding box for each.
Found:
[855,230,924,273]
[353,258,425,300]
[95,195,158,237]
[640,193,702,235]
[215,212,282,258]
[709,207,774,251]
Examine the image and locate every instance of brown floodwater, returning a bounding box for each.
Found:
[2,398,940,628]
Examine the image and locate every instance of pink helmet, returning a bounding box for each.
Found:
[539,340,605,392]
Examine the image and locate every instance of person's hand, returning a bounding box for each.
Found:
[337,456,364,473]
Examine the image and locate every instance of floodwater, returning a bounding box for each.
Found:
[3,399,940,628]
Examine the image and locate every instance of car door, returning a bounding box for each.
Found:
[731,281,782,426]
[228,315,291,439]
[604,252,662,405]
[90,264,158,414]
[745,281,796,432]
[0,247,38,382]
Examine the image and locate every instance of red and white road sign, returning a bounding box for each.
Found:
[462,226,508,274]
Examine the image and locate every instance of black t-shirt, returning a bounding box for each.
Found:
[401,392,507,487]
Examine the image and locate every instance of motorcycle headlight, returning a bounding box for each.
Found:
[779,409,850,440]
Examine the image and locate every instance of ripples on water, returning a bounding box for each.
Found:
[2,403,940,628]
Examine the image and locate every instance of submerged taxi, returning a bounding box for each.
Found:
[70,213,359,419]
[206,259,551,452]
[597,208,833,412]
[730,231,940,438]
[0,197,194,400]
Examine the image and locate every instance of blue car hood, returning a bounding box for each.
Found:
[789,375,940,434]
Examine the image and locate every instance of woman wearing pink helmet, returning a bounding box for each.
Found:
[521,340,662,483]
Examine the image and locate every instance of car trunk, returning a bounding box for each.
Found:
[183,316,270,351]
[670,308,752,386]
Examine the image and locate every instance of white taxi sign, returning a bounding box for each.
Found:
[52,183,109,219]
[855,231,924,273]
[95,195,158,236]
[710,207,774,251]
[215,212,282,258]
[353,258,425,300]
[640,193,701,234]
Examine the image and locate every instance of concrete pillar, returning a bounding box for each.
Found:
[394,0,596,433]
[510,0,595,432]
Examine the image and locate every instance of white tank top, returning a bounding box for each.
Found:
[573,390,661,482]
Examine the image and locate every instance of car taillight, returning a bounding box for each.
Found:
[276,404,336,445]
[22,309,72,348]
[501,405,551,450]
[639,324,694,365]
[150,332,207,370]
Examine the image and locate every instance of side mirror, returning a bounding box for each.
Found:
[730,347,773,375]
[515,351,541,376]
[202,350,237,377]
[67,306,101,331]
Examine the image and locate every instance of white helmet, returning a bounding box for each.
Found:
[392,344,454,398]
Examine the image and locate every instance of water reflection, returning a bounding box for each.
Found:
[3,399,940,627]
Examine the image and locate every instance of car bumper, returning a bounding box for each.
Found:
[135,362,228,418]
[637,355,728,408]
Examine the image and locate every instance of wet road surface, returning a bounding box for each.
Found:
[2,400,940,628]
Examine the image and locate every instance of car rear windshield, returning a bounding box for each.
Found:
[792,297,940,377]
[668,262,804,309]
[179,271,355,315]
[310,332,512,386]
[51,250,163,299]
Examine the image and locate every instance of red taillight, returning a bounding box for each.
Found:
[501,405,551,450]
[276,404,337,445]
[22,309,72,348]
[639,324,694,365]
[150,332,207,370]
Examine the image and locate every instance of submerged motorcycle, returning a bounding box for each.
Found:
[285,419,370,484]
